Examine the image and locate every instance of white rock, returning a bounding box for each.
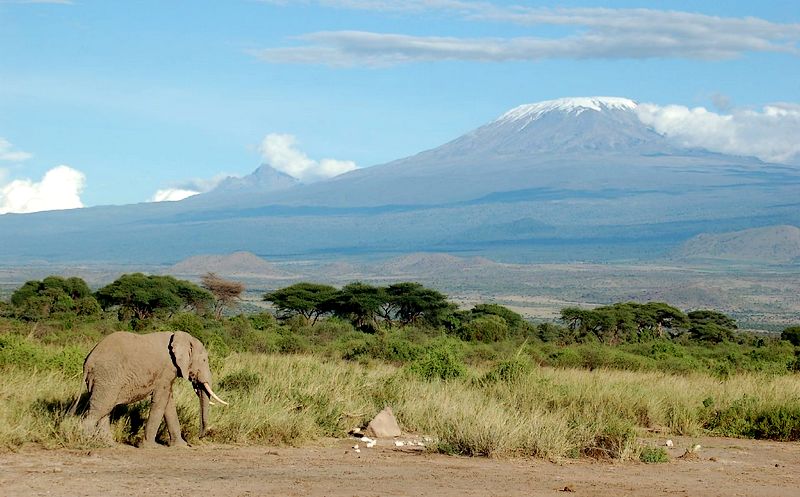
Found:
[693,444,702,452]
[665,439,674,447]
[361,436,376,444]
[395,441,405,447]
[352,444,359,450]
[354,448,361,453]
[366,441,376,448]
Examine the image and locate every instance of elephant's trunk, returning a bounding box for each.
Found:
[198,389,210,438]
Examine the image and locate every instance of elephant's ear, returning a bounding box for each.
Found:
[170,332,193,379]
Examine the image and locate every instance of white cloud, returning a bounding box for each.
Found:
[0,165,85,214]
[0,138,32,162]
[150,188,200,202]
[148,174,229,203]
[0,0,73,4]
[253,6,800,66]
[259,133,357,182]
[635,103,800,164]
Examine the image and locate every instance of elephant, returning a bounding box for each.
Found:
[81,331,228,447]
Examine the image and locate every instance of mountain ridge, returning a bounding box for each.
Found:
[0,96,798,265]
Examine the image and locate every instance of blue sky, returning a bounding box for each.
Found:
[0,0,798,211]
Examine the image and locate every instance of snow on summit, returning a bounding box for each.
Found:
[497,97,638,124]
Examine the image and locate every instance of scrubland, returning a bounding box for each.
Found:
[2,318,799,461]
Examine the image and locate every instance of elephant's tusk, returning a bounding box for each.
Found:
[203,382,229,406]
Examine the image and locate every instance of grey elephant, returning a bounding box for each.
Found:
[81,331,228,447]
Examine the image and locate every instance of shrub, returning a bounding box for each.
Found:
[706,395,800,441]
[167,312,206,336]
[781,326,800,346]
[248,312,277,331]
[481,357,533,383]
[639,446,669,463]
[0,333,45,369]
[372,332,422,363]
[458,315,509,343]
[275,331,311,354]
[332,331,376,361]
[583,418,638,460]
[408,339,467,381]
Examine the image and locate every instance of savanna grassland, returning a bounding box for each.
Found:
[1,273,799,464]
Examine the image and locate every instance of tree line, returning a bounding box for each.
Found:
[2,274,799,347]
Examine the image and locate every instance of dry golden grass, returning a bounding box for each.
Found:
[2,353,799,459]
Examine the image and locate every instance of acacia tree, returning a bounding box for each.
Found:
[95,273,212,323]
[687,310,738,343]
[321,282,386,331]
[561,302,690,344]
[9,275,99,320]
[201,272,245,319]
[263,282,338,324]
[383,282,450,326]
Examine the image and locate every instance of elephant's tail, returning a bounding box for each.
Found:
[69,354,94,417]
[67,393,81,417]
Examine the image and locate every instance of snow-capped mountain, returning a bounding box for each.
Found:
[260,96,760,207]
[0,97,797,264]
[425,96,675,157]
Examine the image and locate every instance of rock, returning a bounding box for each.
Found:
[365,406,402,438]
[395,441,405,447]
[665,439,674,447]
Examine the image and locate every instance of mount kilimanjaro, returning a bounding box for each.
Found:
[1,97,798,264]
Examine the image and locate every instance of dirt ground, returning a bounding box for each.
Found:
[1,436,797,497]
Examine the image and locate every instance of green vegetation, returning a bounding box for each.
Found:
[95,273,212,328]
[639,446,669,463]
[1,275,800,459]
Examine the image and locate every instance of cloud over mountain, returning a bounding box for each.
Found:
[259,133,357,182]
[636,102,800,163]
[0,165,85,214]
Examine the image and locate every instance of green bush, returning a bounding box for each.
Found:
[48,345,86,378]
[0,333,86,376]
[0,333,45,369]
[168,312,206,336]
[458,315,509,343]
[548,347,583,369]
[706,396,800,441]
[408,339,467,381]
[249,312,278,331]
[781,326,800,346]
[332,331,377,361]
[481,357,533,383]
[372,331,423,363]
[584,418,638,459]
[639,446,669,463]
[275,331,311,354]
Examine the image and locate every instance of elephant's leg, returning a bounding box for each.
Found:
[83,394,115,443]
[164,392,187,447]
[99,414,114,442]
[142,385,170,448]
